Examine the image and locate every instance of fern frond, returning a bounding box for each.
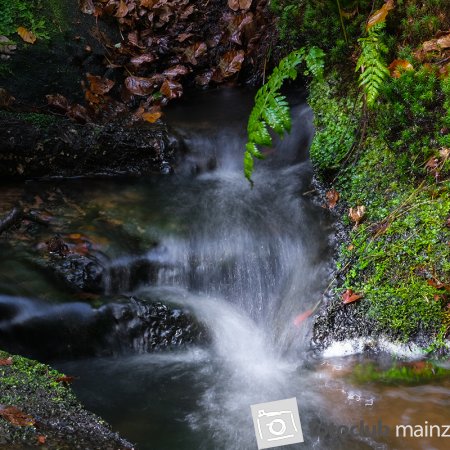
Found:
[244,46,325,184]
[356,23,389,108]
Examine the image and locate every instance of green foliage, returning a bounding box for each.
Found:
[0,0,66,40]
[245,46,325,183]
[352,361,450,385]
[309,77,361,172]
[356,23,389,108]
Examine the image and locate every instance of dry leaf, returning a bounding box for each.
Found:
[388,59,414,78]
[367,0,394,30]
[0,88,15,108]
[342,289,363,304]
[142,111,162,123]
[228,0,252,11]
[0,357,12,366]
[160,79,183,99]
[86,74,115,95]
[0,406,35,426]
[184,42,207,65]
[46,93,69,112]
[115,0,129,18]
[17,27,36,44]
[326,189,340,208]
[56,375,75,384]
[80,0,95,15]
[163,65,190,79]
[37,435,46,445]
[129,53,156,67]
[219,50,245,77]
[124,76,156,96]
[349,205,366,227]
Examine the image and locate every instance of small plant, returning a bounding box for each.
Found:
[244,46,325,183]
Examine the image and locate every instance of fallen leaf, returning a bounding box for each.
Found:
[342,289,363,304]
[46,94,69,112]
[439,147,450,160]
[0,357,12,366]
[86,74,115,95]
[142,111,162,123]
[177,33,193,42]
[293,309,313,326]
[55,375,75,384]
[326,189,340,208]
[367,0,394,30]
[129,53,156,67]
[140,0,158,8]
[163,65,190,79]
[184,42,207,65]
[67,104,91,123]
[0,88,15,108]
[160,79,183,99]
[349,205,366,227]
[388,59,414,78]
[80,0,95,15]
[427,278,450,291]
[0,406,35,426]
[37,435,46,445]
[115,0,129,18]
[124,76,156,96]
[219,50,245,77]
[17,27,36,44]
[228,0,252,11]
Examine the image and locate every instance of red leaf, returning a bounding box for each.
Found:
[342,289,363,304]
[0,406,35,426]
[0,357,12,366]
[293,309,313,326]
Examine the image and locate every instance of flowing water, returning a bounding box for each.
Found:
[0,88,449,450]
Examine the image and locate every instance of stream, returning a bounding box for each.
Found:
[0,89,449,450]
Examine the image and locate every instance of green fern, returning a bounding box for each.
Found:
[245,47,325,183]
[356,22,390,108]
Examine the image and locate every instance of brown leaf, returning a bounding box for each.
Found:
[37,435,46,445]
[195,70,214,86]
[115,0,129,18]
[17,27,36,44]
[177,33,193,43]
[326,189,339,209]
[80,0,95,15]
[46,93,69,112]
[293,309,313,326]
[55,375,75,384]
[439,147,450,161]
[0,357,12,366]
[0,88,15,108]
[129,53,156,67]
[349,205,366,227]
[0,406,35,427]
[219,50,245,77]
[436,32,450,50]
[342,289,363,304]
[388,59,414,78]
[425,156,440,171]
[184,42,207,65]
[228,0,252,11]
[163,64,190,79]
[86,74,115,95]
[367,0,394,30]
[160,80,183,99]
[427,278,450,291]
[140,0,159,8]
[124,76,156,96]
[142,111,162,123]
[67,104,91,123]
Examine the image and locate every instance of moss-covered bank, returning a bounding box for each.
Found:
[0,350,133,449]
[266,1,450,354]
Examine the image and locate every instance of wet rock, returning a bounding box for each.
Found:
[0,295,206,361]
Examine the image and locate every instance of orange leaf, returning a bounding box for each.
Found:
[37,435,46,445]
[219,50,245,77]
[326,189,340,208]
[160,80,183,99]
[342,289,363,304]
[17,27,36,44]
[349,205,366,228]
[115,0,128,18]
[388,59,414,78]
[367,0,394,30]
[142,112,162,123]
[0,406,35,426]
[293,309,313,326]
[56,375,75,384]
[0,357,13,366]
[86,74,115,95]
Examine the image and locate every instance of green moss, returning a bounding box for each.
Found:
[352,361,450,385]
[0,110,60,128]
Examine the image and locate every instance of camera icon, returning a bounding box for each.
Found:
[251,398,304,449]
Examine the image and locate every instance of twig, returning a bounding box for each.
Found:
[0,207,23,234]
